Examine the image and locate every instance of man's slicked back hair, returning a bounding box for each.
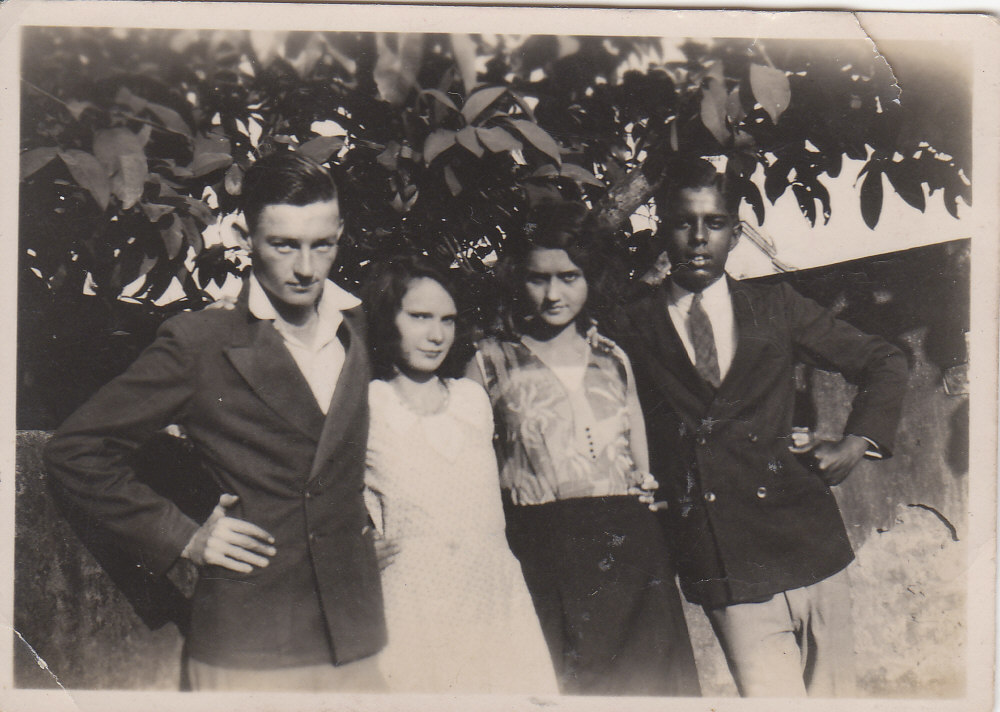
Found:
[241,151,338,233]
[656,157,742,218]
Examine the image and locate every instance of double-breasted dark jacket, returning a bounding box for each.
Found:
[609,278,908,608]
[44,290,386,669]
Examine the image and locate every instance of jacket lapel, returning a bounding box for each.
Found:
[309,305,370,481]
[717,278,771,399]
[224,298,326,442]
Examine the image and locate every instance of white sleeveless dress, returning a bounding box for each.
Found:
[364,378,558,694]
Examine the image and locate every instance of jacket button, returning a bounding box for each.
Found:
[756,486,768,499]
[304,491,312,499]
[308,533,316,543]
[703,490,717,503]
[748,433,758,443]
[696,436,707,446]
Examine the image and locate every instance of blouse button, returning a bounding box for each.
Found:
[703,490,717,503]
[748,433,759,443]
[756,486,768,499]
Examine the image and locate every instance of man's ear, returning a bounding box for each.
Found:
[728,221,741,252]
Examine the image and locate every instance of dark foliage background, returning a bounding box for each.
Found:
[18,28,971,428]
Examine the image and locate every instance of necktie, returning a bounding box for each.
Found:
[687,292,721,388]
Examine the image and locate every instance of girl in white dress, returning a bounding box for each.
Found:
[361,256,558,694]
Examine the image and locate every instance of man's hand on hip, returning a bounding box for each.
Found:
[812,435,869,486]
[182,494,276,573]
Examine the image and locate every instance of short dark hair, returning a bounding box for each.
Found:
[362,254,472,381]
[656,157,741,217]
[498,199,598,336]
[241,151,339,233]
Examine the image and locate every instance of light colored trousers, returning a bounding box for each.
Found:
[705,567,854,697]
[187,654,387,692]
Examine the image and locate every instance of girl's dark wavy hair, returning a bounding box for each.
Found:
[362,254,472,381]
[497,199,602,337]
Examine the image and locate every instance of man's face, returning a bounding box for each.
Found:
[245,200,343,316]
[662,187,739,293]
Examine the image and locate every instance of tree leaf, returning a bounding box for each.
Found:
[225,163,244,196]
[110,153,149,210]
[792,184,816,226]
[423,129,456,165]
[420,89,459,113]
[885,162,926,213]
[764,158,792,204]
[461,86,506,124]
[726,86,746,125]
[59,150,111,210]
[183,196,216,226]
[194,132,231,157]
[455,126,484,157]
[250,30,288,66]
[93,127,146,172]
[860,168,884,229]
[508,91,537,122]
[507,119,562,165]
[739,176,765,224]
[374,33,423,108]
[161,214,185,259]
[298,136,344,163]
[699,79,729,145]
[530,162,604,187]
[180,214,205,255]
[140,201,175,222]
[476,126,522,154]
[21,147,59,179]
[115,87,148,113]
[147,101,193,139]
[450,34,478,94]
[66,100,96,120]
[189,152,233,177]
[749,63,791,124]
[811,179,832,224]
[443,164,462,196]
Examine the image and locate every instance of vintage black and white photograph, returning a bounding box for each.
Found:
[2,2,997,711]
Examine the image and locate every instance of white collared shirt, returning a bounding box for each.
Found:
[667,276,737,381]
[248,274,361,415]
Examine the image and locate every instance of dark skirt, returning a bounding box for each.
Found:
[504,494,701,696]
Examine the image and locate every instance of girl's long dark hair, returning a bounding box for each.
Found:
[362,254,472,381]
[498,199,604,337]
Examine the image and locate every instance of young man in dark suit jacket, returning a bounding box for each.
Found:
[44,152,387,691]
[610,159,908,697]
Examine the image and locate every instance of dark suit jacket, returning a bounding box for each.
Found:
[44,291,386,669]
[610,278,908,608]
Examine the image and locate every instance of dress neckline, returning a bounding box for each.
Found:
[518,337,590,395]
[388,377,452,417]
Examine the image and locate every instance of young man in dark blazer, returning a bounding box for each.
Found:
[610,158,908,697]
[44,152,387,691]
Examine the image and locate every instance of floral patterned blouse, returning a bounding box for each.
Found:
[475,337,645,505]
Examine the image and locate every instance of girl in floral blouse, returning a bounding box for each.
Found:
[469,200,701,697]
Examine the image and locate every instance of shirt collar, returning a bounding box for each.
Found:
[669,274,731,311]
[247,273,361,338]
